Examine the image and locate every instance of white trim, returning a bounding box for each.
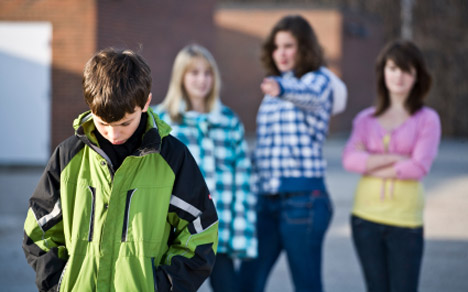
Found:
[170,195,202,218]
[36,199,61,229]
[192,217,203,234]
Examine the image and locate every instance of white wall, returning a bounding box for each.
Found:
[0,22,52,165]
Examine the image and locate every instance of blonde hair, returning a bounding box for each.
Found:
[161,44,221,122]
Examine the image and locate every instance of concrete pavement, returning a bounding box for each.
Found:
[1,137,467,291]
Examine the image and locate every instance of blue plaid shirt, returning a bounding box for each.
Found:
[253,67,334,194]
[154,102,257,258]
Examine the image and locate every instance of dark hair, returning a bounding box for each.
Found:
[82,48,152,122]
[261,15,324,78]
[374,40,432,116]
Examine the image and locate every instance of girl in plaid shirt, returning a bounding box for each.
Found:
[240,15,347,292]
[153,44,257,292]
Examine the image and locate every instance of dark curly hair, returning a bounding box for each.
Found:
[374,40,432,116]
[261,15,324,78]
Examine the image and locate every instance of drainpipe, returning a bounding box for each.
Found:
[401,0,414,40]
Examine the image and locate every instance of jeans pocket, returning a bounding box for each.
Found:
[283,193,313,225]
[312,195,333,231]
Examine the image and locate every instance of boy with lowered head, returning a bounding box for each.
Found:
[23,48,219,292]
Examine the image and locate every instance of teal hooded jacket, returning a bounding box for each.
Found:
[23,108,219,291]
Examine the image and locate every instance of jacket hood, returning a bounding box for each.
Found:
[73,107,172,152]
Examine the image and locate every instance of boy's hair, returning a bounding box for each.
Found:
[261,15,325,78]
[374,40,432,116]
[82,48,152,122]
[161,44,221,122]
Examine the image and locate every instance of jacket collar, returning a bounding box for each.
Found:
[73,107,172,155]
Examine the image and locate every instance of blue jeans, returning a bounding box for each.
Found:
[209,253,238,292]
[351,215,424,292]
[239,190,333,292]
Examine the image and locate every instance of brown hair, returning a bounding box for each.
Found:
[374,40,432,116]
[82,48,152,122]
[261,15,324,78]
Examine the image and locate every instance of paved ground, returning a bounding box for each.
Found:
[1,137,467,291]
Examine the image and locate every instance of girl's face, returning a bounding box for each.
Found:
[272,30,298,73]
[183,57,213,103]
[384,59,417,99]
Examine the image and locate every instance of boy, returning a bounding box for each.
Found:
[22,48,219,292]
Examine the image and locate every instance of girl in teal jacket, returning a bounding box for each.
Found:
[154,44,257,292]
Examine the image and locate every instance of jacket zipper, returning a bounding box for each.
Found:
[152,257,158,292]
[56,260,69,292]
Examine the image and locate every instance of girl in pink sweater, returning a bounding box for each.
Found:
[342,40,441,292]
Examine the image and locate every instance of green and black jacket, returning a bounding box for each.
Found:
[23,108,219,292]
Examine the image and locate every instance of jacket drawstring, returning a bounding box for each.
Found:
[380,133,394,201]
[380,179,386,200]
[381,179,395,201]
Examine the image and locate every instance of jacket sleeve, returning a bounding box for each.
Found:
[393,109,441,179]
[273,68,333,112]
[230,118,257,259]
[321,67,348,116]
[342,110,372,174]
[23,145,69,292]
[156,136,219,292]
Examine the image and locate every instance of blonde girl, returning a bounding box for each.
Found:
[154,44,257,292]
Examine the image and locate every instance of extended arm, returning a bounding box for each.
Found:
[262,69,332,112]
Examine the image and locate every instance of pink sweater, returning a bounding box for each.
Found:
[342,106,441,180]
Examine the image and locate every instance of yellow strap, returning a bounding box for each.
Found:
[383,133,391,152]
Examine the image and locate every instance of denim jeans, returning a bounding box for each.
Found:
[351,215,424,292]
[239,189,333,292]
[209,253,238,292]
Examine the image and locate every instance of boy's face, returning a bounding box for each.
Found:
[93,94,151,145]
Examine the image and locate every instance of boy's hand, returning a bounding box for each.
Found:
[261,78,280,97]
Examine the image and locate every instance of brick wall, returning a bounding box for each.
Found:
[0,0,97,149]
[1,0,217,150]
[5,0,463,149]
[96,0,217,108]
